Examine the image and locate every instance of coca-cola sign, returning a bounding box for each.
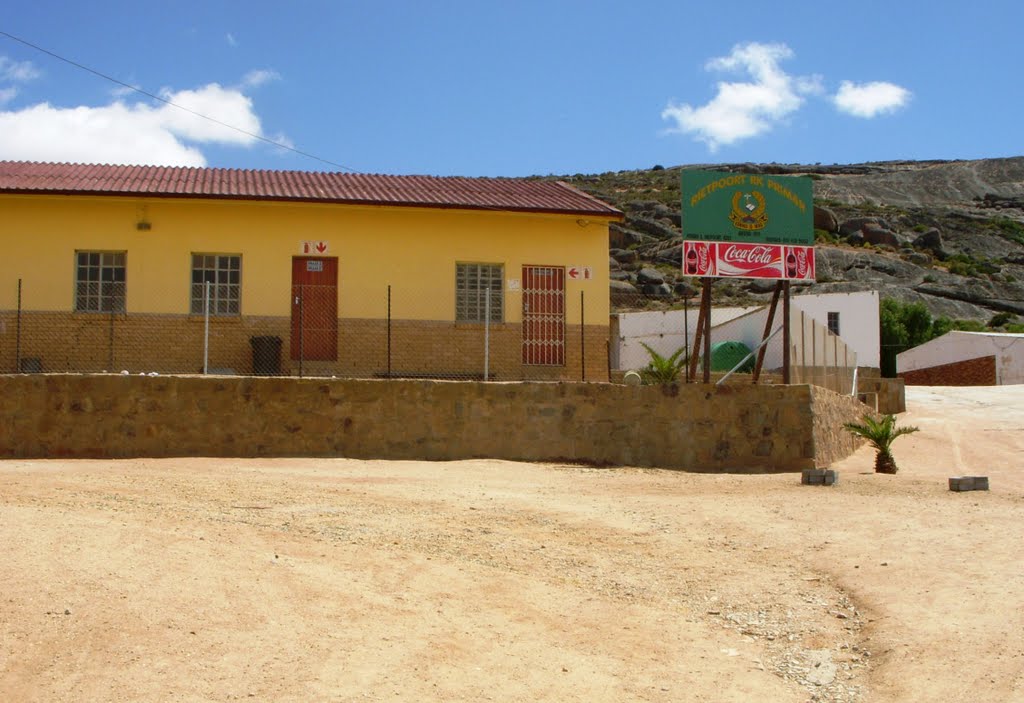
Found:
[683,241,716,276]
[785,245,816,281]
[716,242,783,278]
[682,241,816,281]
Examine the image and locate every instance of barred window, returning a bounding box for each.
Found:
[827,311,840,336]
[191,254,241,315]
[456,263,503,323]
[75,251,126,312]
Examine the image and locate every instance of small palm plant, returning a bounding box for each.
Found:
[639,343,688,385]
[843,414,920,474]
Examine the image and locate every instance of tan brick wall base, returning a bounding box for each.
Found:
[900,356,996,386]
[0,311,609,382]
[0,375,868,472]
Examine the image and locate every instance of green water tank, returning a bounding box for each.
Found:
[710,341,754,372]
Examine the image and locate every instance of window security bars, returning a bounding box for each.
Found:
[191,255,241,316]
[75,251,126,313]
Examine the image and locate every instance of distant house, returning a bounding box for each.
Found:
[0,161,622,379]
[897,331,1024,385]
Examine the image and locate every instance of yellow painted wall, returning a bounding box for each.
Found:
[0,194,613,324]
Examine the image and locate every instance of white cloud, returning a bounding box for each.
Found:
[226,33,238,47]
[0,57,40,83]
[0,87,17,105]
[0,75,282,167]
[241,69,281,88]
[833,80,911,118]
[0,102,207,165]
[158,83,263,144]
[662,42,817,151]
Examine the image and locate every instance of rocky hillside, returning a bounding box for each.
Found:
[560,157,1024,321]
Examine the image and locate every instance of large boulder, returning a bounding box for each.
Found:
[643,282,673,298]
[628,216,679,240]
[839,216,891,237]
[814,205,839,233]
[609,223,646,248]
[862,224,901,248]
[913,227,945,257]
[610,280,640,304]
[636,267,665,284]
[610,248,638,265]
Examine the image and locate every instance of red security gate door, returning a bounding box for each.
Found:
[291,257,338,361]
[522,265,565,365]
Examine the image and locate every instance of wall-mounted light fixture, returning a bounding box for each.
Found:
[136,202,151,231]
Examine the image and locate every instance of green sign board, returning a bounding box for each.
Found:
[682,170,813,245]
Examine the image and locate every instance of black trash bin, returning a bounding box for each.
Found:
[250,336,282,376]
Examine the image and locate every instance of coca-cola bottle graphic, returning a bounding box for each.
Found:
[786,251,797,278]
[686,246,698,275]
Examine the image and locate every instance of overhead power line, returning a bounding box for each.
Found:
[0,29,356,172]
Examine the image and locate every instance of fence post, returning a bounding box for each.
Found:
[298,285,304,378]
[203,280,210,374]
[580,290,585,382]
[108,309,115,371]
[387,285,392,379]
[484,291,490,381]
[15,279,22,373]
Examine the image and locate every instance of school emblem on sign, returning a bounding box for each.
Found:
[729,191,767,231]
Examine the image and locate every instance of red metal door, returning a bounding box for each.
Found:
[522,265,565,365]
[291,257,338,361]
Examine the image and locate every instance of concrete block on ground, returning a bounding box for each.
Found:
[949,476,989,492]
[802,469,838,486]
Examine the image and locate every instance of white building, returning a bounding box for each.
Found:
[897,331,1024,385]
[611,290,878,373]
[792,291,880,369]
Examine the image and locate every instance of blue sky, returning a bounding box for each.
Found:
[0,1,1021,176]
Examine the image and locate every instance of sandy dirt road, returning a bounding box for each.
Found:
[1,386,1023,702]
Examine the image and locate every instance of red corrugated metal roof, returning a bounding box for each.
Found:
[0,161,622,218]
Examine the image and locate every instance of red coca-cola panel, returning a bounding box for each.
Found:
[716,242,784,278]
[784,245,815,281]
[682,241,815,281]
[683,240,717,276]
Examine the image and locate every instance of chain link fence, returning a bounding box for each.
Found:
[0,276,610,382]
[611,291,859,395]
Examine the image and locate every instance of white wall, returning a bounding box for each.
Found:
[897,331,1024,384]
[791,290,879,368]
[611,290,878,372]
[611,306,759,370]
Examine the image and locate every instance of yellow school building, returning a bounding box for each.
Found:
[0,161,621,380]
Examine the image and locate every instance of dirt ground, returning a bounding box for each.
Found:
[2,386,1023,703]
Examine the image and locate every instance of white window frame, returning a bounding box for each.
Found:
[191,254,242,316]
[456,262,503,323]
[75,251,126,313]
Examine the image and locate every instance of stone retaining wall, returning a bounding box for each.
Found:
[0,374,869,472]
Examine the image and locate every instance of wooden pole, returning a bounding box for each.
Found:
[782,280,791,384]
[688,279,709,383]
[753,282,783,383]
[702,278,712,384]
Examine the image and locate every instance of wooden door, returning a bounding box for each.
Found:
[522,265,565,365]
[291,257,338,361]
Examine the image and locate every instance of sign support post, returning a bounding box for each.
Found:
[783,281,792,384]
[753,282,783,382]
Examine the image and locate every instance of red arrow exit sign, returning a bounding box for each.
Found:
[301,241,330,254]
[567,266,593,280]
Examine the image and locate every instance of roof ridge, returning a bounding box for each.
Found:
[0,160,623,218]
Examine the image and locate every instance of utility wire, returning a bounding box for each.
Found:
[0,29,356,172]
